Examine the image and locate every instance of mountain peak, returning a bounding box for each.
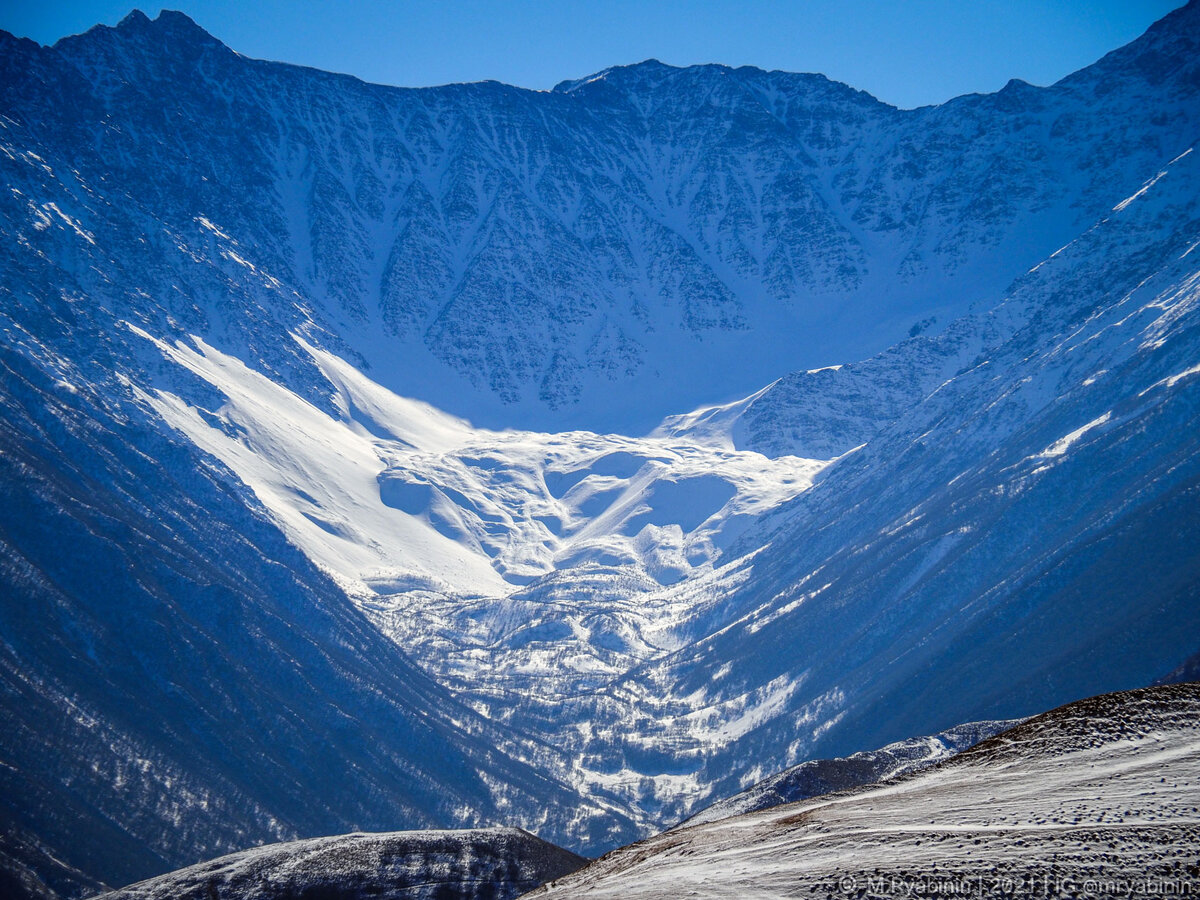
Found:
[551,57,886,112]
[1052,0,1199,92]
[553,59,680,94]
[115,9,151,29]
[58,6,225,55]
[130,8,220,43]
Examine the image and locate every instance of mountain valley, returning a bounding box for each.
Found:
[1,3,1199,896]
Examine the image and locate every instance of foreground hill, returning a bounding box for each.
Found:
[78,715,1017,900]
[93,828,585,900]
[529,683,1200,898]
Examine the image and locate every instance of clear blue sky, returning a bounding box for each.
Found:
[1,1,1186,108]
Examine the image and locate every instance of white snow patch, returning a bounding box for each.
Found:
[1139,363,1200,395]
[1113,169,1168,213]
[196,215,232,240]
[1036,412,1112,459]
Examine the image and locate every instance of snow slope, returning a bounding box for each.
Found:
[0,337,616,897]
[682,718,1020,827]
[131,328,826,598]
[510,131,1200,825]
[530,683,1200,899]
[343,114,1200,833]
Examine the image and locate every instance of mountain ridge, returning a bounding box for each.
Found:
[6,3,1195,431]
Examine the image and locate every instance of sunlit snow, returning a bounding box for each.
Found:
[131,325,829,600]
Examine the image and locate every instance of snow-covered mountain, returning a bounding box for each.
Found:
[529,682,1200,898]
[3,6,1196,431]
[93,828,585,900]
[2,2,1199,897]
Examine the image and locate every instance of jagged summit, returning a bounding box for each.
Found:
[1052,0,1199,91]
[552,57,888,118]
[1115,0,1199,52]
[115,9,153,29]
[552,58,676,93]
[54,8,225,52]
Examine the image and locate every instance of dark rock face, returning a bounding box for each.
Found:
[93,828,587,900]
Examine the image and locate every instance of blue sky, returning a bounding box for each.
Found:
[2,1,1185,108]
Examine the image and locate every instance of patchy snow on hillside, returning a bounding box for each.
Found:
[96,828,586,900]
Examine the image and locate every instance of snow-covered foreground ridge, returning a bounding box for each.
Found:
[681,717,1021,827]
[530,683,1200,899]
[2,3,1200,897]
